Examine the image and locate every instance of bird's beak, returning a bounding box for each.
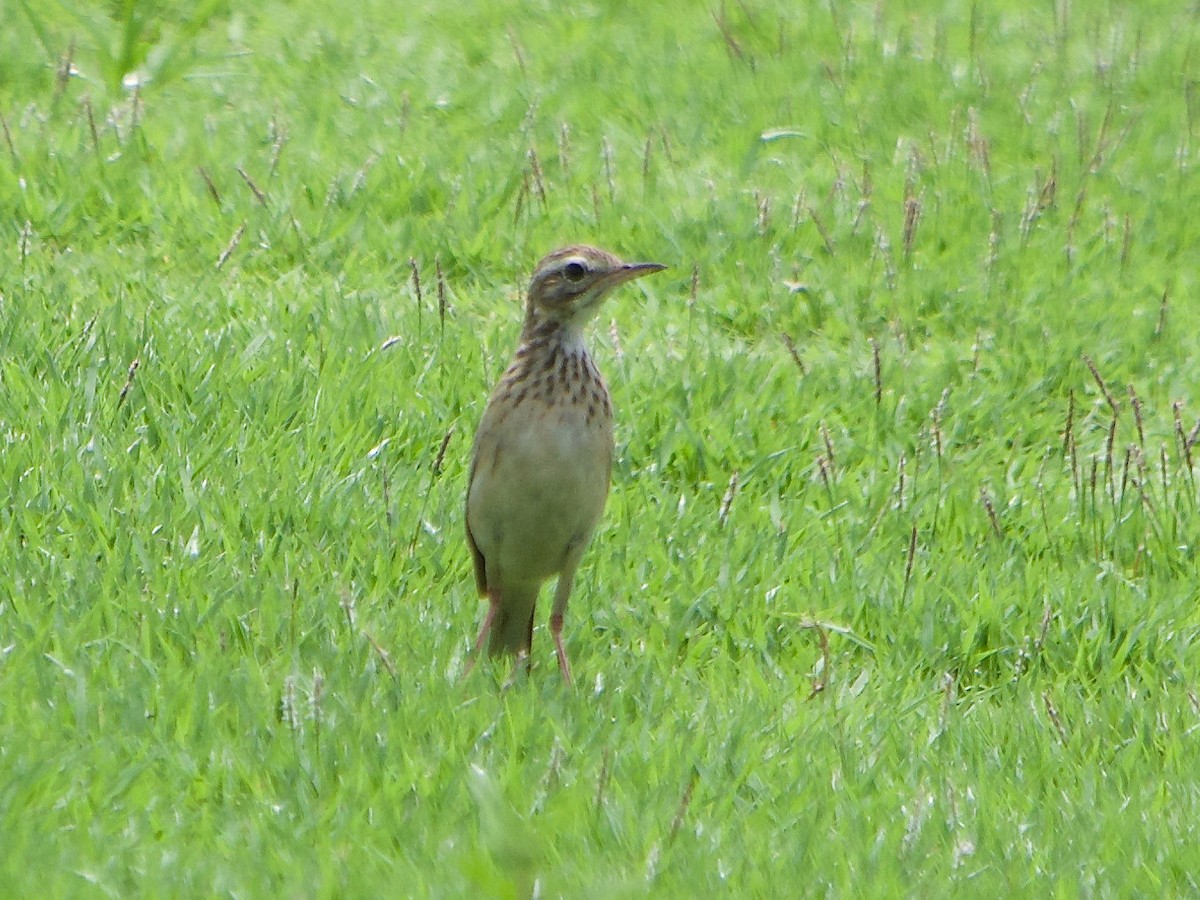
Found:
[604,261,667,289]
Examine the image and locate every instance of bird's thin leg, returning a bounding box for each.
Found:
[550,615,572,685]
[549,570,576,686]
[463,590,500,679]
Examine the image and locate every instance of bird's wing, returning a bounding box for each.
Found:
[466,512,488,597]
[465,434,489,598]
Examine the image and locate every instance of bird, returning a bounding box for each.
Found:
[464,245,666,683]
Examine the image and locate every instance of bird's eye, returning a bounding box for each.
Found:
[562,262,588,282]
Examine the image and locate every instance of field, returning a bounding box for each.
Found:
[2,0,1199,895]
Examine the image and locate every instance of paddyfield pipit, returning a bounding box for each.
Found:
[465,245,666,683]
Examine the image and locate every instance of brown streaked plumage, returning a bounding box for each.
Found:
[465,245,666,683]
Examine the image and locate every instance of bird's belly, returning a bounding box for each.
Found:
[468,410,612,583]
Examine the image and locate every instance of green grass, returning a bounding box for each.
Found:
[3,0,1200,895]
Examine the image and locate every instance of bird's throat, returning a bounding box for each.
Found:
[519,307,589,352]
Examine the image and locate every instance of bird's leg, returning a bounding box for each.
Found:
[550,571,576,686]
[550,614,572,685]
[463,589,500,679]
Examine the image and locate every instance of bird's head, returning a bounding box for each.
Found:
[524,245,665,332]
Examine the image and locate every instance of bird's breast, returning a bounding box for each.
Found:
[467,349,615,581]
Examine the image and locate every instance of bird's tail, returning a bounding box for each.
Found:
[487,582,540,658]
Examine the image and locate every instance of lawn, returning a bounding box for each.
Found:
[2,0,1199,895]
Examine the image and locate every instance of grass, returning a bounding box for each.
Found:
[2,0,1199,895]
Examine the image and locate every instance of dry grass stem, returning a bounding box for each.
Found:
[871,338,882,406]
[1042,691,1068,745]
[198,166,221,205]
[1083,355,1120,416]
[781,333,806,375]
[236,167,268,205]
[980,487,1003,537]
[718,471,739,526]
[216,223,246,270]
[117,358,140,409]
